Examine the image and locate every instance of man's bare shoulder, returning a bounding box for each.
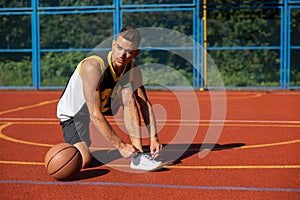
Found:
[83,57,102,67]
[81,57,104,75]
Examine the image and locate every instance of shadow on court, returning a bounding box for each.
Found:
[90,149,123,167]
[73,169,110,181]
[89,143,245,167]
[161,143,245,164]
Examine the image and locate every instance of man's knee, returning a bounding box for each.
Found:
[74,141,92,168]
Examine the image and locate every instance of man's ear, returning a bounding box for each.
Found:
[112,40,116,48]
[133,49,141,57]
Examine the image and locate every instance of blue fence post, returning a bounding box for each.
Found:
[196,0,202,90]
[114,0,120,36]
[287,3,291,90]
[283,0,289,90]
[31,0,39,89]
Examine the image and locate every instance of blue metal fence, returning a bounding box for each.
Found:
[288,2,300,90]
[0,0,299,90]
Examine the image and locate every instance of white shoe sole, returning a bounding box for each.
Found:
[149,160,173,172]
[130,160,173,172]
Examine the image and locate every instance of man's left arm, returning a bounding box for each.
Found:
[132,67,162,157]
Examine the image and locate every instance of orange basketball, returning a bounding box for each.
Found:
[45,143,82,181]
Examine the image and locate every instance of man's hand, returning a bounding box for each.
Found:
[150,138,162,159]
[118,143,136,158]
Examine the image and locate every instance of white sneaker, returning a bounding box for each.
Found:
[130,153,162,171]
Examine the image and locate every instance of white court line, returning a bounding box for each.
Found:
[0,117,299,124]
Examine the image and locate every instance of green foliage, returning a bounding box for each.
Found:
[0,0,31,8]
[0,15,31,49]
[208,49,281,87]
[141,65,191,87]
[123,0,193,4]
[123,11,193,36]
[40,51,87,86]
[205,1,282,87]
[207,3,280,47]
[39,13,113,49]
[0,0,299,88]
[289,9,300,87]
[135,50,194,86]
[0,55,32,86]
[38,0,113,7]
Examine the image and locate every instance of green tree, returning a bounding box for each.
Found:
[206,0,281,87]
[0,0,297,88]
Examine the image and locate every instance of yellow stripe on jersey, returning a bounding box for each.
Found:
[107,51,130,82]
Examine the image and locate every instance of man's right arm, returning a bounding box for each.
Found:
[80,58,136,158]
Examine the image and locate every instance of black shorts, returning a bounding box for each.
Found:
[60,104,91,147]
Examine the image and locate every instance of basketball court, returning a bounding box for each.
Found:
[0,90,299,199]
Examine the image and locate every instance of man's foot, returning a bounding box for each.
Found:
[130,153,163,171]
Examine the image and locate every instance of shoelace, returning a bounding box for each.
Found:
[141,154,154,161]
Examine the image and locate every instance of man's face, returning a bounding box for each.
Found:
[111,36,140,69]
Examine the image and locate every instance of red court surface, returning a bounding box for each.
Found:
[0,90,299,199]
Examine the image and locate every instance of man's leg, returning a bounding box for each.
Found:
[61,119,92,168]
[121,88,143,152]
[61,104,92,168]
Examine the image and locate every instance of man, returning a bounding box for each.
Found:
[56,27,163,171]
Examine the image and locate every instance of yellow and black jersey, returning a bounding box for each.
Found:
[99,51,135,115]
[57,51,135,121]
